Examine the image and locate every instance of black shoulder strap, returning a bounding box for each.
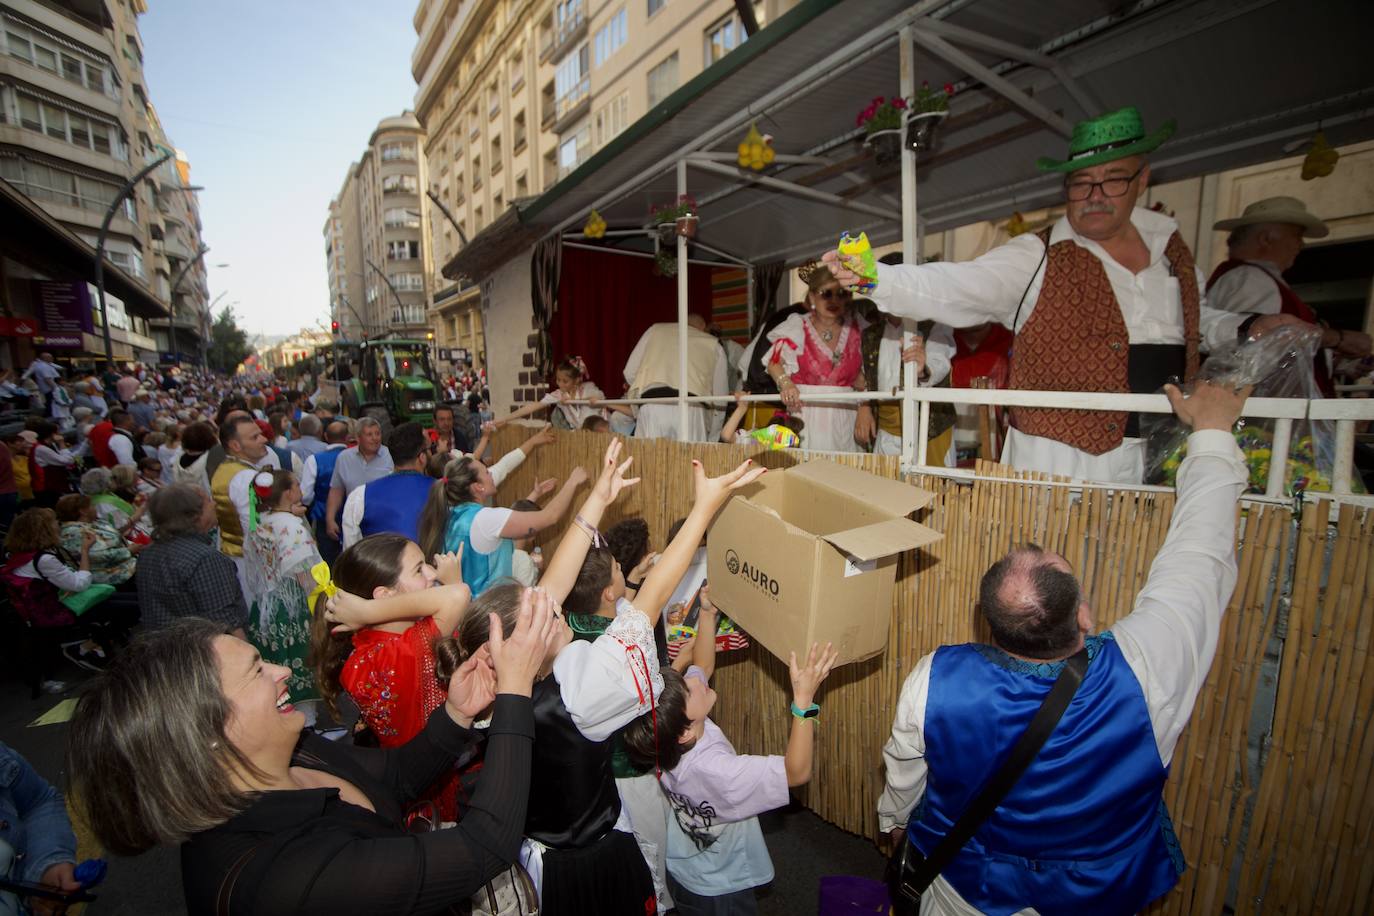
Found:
[1009,228,1051,335]
[907,646,1090,894]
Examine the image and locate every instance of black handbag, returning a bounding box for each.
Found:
[885,647,1089,915]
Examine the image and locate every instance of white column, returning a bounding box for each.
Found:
[677,158,690,441]
[899,25,920,468]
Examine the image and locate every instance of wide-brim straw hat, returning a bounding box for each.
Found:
[1037,106,1175,173]
[1213,196,1329,238]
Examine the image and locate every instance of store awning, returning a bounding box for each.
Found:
[0,177,170,320]
[443,0,1374,277]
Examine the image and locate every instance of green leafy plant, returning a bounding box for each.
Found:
[651,194,697,224]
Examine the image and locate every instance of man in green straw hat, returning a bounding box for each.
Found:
[825,106,1284,485]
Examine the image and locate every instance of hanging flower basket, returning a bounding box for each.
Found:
[656,222,677,248]
[865,129,903,165]
[653,248,678,278]
[675,214,698,239]
[905,109,948,152]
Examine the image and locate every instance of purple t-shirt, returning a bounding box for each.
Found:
[662,667,788,829]
[660,666,788,894]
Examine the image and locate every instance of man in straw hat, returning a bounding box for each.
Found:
[1208,196,1371,396]
[825,107,1274,484]
[879,379,1251,915]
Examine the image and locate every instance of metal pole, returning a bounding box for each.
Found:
[96,149,172,365]
[168,244,209,365]
[426,189,468,245]
[366,260,408,332]
[899,26,920,469]
[676,159,690,442]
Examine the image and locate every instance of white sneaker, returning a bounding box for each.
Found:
[41,679,68,694]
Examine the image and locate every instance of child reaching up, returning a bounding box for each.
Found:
[623,610,838,916]
[496,355,606,430]
[720,391,805,449]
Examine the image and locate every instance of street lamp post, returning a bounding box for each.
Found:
[95,150,171,365]
[365,259,408,331]
[167,244,210,365]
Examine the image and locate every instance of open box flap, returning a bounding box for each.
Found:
[820,516,941,562]
[789,460,933,517]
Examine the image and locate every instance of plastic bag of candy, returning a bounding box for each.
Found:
[1143,325,1349,495]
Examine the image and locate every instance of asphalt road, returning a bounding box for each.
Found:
[2,657,886,915]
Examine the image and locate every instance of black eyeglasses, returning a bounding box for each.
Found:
[816,288,852,301]
[1064,165,1145,201]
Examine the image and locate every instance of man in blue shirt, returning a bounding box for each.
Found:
[300,420,350,565]
[341,422,434,546]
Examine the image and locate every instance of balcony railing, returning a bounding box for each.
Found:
[553,3,587,56]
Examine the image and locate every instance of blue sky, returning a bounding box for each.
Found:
[139,1,421,336]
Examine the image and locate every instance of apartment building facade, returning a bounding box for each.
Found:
[409,0,793,373]
[0,0,208,364]
[325,112,431,341]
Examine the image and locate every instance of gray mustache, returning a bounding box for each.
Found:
[1080,202,1115,215]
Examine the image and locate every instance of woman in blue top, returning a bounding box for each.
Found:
[418,454,586,595]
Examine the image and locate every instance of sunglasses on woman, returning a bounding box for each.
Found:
[816,288,852,301]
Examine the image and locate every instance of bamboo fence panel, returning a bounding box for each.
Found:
[484,428,1373,914]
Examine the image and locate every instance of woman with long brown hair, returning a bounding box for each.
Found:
[67,607,556,914]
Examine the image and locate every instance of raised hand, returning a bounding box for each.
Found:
[821,248,863,289]
[1163,381,1253,433]
[567,465,590,490]
[488,587,560,696]
[533,477,558,498]
[445,647,496,725]
[788,641,838,708]
[592,438,640,504]
[434,545,464,586]
[691,457,767,510]
[323,589,371,634]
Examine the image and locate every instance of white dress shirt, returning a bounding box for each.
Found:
[876,428,1247,915]
[867,208,1249,483]
[300,443,347,507]
[873,320,956,461]
[341,447,528,548]
[109,431,137,467]
[1204,259,1286,316]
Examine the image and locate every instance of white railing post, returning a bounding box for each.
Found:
[1332,418,1355,496]
[1265,417,1293,498]
[676,158,690,442]
[898,24,919,470]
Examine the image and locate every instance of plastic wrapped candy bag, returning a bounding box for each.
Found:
[1143,324,1349,496]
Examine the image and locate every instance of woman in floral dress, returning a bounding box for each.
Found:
[242,468,322,721]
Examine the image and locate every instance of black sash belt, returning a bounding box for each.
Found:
[1125,343,1187,437]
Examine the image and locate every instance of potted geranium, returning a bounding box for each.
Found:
[651,195,699,241]
[906,81,954,151]
[857,95,906,164]
[653,248,678,278]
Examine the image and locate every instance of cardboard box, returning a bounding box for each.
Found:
[706,460,940,665]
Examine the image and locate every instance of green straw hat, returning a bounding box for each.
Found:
[1037,106,1176,173]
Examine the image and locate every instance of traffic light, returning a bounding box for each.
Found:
[331,320,339,334]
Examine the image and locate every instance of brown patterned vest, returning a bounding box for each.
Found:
[1008,228,1201,455]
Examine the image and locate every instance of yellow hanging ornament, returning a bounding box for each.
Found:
[1301,131,1338,181]
[584,208,607,238]
[737,122,770,172]
[1006,211,1029,237]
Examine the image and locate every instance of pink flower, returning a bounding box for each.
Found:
[893,97,907,109]
[872,95,884,105]
[943,82,955,96]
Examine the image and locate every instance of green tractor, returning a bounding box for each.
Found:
[315,337,439,432]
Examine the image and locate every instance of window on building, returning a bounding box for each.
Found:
[493,190,503,214]
[646,52,679,107]
[555,0,585,45]
[391,272,424,292]
[9,90,127,160]
[593,7,628,68]
[554,44,590,118]
[705,5,764,66]
[491,134,503,173]
[489,81,501,118]
[382,174,418,194]
[473,155,482,189]
[469,105,480,140]
[513,110,527,152]
[543,149,558,190]
[592,91,629,148]
[475,205,484,231]
[383,208,420,228]
[647,0,668,17]
[387,239,420,260]
[2,157,132,218]
[516,173,528,197]
[558,125,590,178]
[510,48,525,92]
[3,20,117,99]
[380,142,416,161]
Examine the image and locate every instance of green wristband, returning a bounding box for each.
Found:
[790,702,820,720]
